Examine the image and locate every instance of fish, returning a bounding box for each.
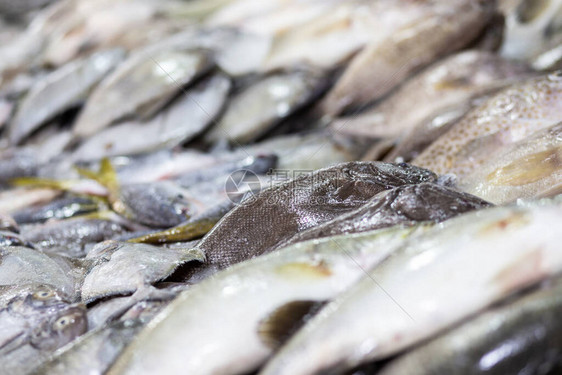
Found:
[107,224,430,375]
[259,202,562,375]
[0,230,29,247]
[383,104,473,163]
[204,69,327,144]
[30,318,145,375]
[0,212,19,233]
[12,196,100,224]
[0,284,87,375]
[190,162,437,276]
[260,0,445,72]
[72,46,212,138]
[0,188,61,214]
[329,50,531,139]
[22,215,128,258]
[378,277,562,375]
[80,241,204,303]
[278,183,491,248]
[72,74,231,161]
[0,0,59,19]
[320,0,496,116]
[500,0,562,62]
[0,247,86,299]
[413,72,562,179]
[8,48,125,145]
[459,121,562,203]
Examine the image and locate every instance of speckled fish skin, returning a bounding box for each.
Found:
[321,0,497,116]
[107,224,430,375]
[22,217,127,258]
[8,48,125,145]
[72,47,212,138]
[330,50,531,139]
[0,247,83,299]
[80,241,204,303]
[459,121,562,203]
[278,183,491,248]
[260,203,562,375]
[204,69,326,144]
[72,74,232,161]
[192,162,437,273]
[378,278,562,375]
[413,71,562,179]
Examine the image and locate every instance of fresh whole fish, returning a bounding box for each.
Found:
[190,161,437,275]
[12,196,99,224]
[260,203,562,375]
[378,277,562,375]
[8,48,125,145]
[329,50,531,139]
[107,224,430,375]
[413,72,562,179]
[72,74,231,161]
[204,69,327,144]
[0,283,87,375]
[0,246,85,299]
[320,0,496,116]
[22,216,128,257]
[72,47,212,138]
[80,241,204,303]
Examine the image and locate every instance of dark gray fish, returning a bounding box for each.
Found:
[12,196,99,224]
[23,217,127,258]
[279,183,492,247]
[80,241,204,303]
[379,278,562,375]
[193,162,437,274]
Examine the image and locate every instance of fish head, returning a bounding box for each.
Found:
[29,304,87,351]
[6,284,70,316]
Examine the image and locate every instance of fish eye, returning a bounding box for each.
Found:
[53,314,77,331]
[33,289,55,300]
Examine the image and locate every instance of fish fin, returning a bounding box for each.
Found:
[487,147,562,186]
[75,158,120,192]
[257,300,328,349]
[128,217,217,244]
[9,177,74,191]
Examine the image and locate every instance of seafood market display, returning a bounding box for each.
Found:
[0,0,560,374]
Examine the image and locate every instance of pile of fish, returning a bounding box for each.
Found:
[0,0,561,374]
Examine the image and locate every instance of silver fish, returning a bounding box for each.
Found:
[260,203,562,375]
[72,74,231,161]
[72,46,212,138]
[80,241,204,303]
[204,69,326,144]
[107,224,430,375]
[379,277,562,375]
[9,48,125,145]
